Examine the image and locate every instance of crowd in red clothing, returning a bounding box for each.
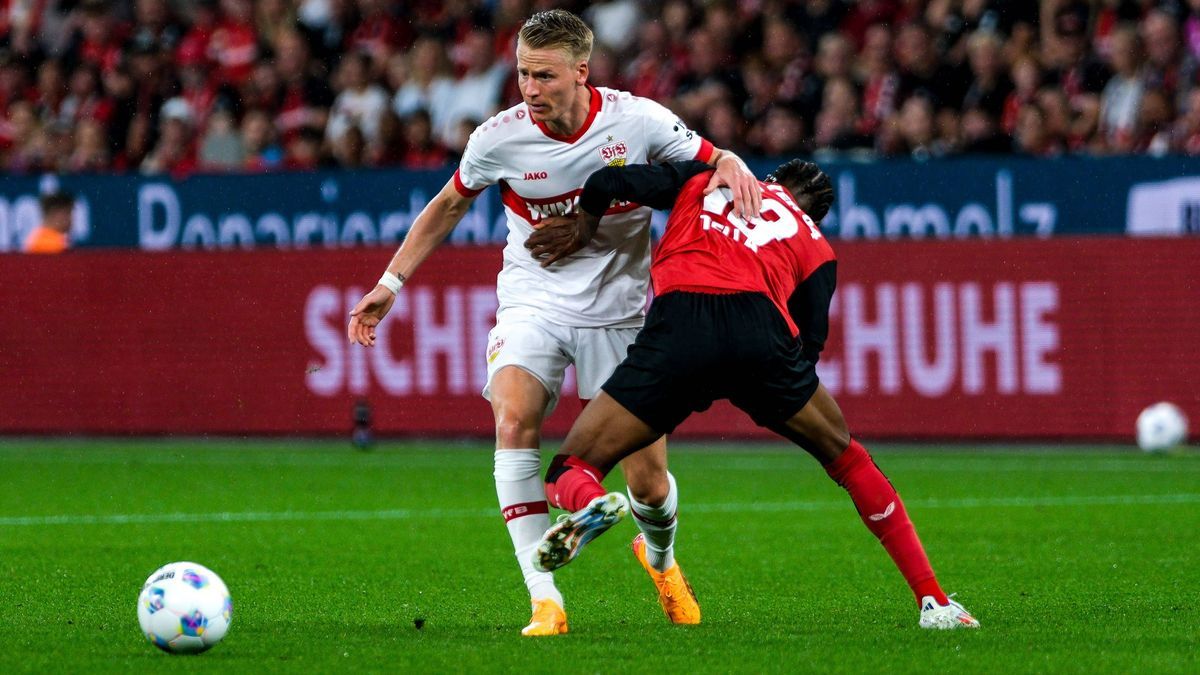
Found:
[1,0,1198,177]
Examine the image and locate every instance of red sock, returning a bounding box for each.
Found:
[544,455,607,512]
[825,440,948,606]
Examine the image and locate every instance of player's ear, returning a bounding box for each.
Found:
[575,59,588,86]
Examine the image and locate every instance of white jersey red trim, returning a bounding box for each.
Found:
[453,86,712,328]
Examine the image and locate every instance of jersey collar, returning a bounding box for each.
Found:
[531,85,602,144]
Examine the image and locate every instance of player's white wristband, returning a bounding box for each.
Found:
[377,271,406,295]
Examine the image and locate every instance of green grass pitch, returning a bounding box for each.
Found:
[1,439,1197,673]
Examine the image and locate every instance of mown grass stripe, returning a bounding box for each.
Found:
[3,493,1196,526]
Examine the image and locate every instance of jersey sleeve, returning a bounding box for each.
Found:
[452,125,503,197]
[638,97,715,164]
[579,161,713,216]
[787,260,838,364]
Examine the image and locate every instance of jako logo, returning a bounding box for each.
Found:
[524,171,548,181]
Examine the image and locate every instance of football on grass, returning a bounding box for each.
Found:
[137,562,232,654]
[1136,402,1189,453]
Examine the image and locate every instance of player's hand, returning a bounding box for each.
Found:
[347,285,397,347]
[706,153,761,220]
[525,213,600,267]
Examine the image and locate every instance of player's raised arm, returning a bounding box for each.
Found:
[346,179,475,347]
[525,161,712,266]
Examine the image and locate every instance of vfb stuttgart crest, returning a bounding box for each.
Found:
[599,140,628,167]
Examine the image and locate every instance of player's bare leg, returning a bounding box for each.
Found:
[537,393,659,570]
[537,392,702,627]
[618,437,701,624]
[773,384,979,629]
[489,366,567,636]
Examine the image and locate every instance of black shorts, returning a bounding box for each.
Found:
[602,291,820,435]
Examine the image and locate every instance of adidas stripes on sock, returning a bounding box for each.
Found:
[494,449,562,607]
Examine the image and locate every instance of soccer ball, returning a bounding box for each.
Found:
[137,562,233,654]
[1136,402,1189,453]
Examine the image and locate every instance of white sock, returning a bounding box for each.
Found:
[494,449,562,608]
[629,472,679,572]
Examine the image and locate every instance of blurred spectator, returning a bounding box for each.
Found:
[348,0,413,66]
[963,32,1012,118]
[436,27,507,143]
[331,123,367,168]
[1014,102,1064,156]
[392,36,454,135]
[758,105,807,156]
[585,0,641,52]
[33,59,67,123]
[1138,88,1176,155]
[60,64,112,128]
[960,104,1013,154]
[130,0,183,60]
[1178,89,1200,153]
[283,125,326,170]
[200,107,245,169]
[256,0,298,55]
[2,0,1198,175]
[623,20,679,102]
[895,94,951,158]
[1003,56,1041,133]
[1099,27,1145,150]
[895,21,970,111]
[141,97,197,177]
[64,0,125,75]
[113,113,153,171]
[1140,9,1188,105]
[701,99,748,156]
[273,28,333,140]
[23,192,75,254]
[675,28,738,124]
[67,118,112,171]
[761,18,807,106]
[211,0,259,86]
[857,23,899,135]
[1043,1,1110,105]
[328,51,388,146]
[445,116,480,158]
[177,0,218,77]
[240,108,284,170]
[814,77,873,151]
[5,101,46,172]
[587,45,621,90]
[399,109,449,169]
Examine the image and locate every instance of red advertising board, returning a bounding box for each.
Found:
[1,238,1197,440]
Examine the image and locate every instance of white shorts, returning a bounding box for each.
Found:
[482,314,640,415]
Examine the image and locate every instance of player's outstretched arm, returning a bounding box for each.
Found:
[704,148,761,220]
[525,161,713,266]
[347,179,475,346]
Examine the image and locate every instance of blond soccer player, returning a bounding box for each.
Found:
[347,10,760,636]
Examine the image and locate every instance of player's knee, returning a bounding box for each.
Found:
[822,425,852,459]
[626,473,670,507]
[494,414,540,448]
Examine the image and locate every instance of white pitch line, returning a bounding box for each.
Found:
[2,493,1198,527]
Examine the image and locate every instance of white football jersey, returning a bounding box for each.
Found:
[454,86,714,328]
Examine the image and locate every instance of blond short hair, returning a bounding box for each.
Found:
[518,9,593,62]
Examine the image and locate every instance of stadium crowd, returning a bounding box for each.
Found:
[1,0,1198,176]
